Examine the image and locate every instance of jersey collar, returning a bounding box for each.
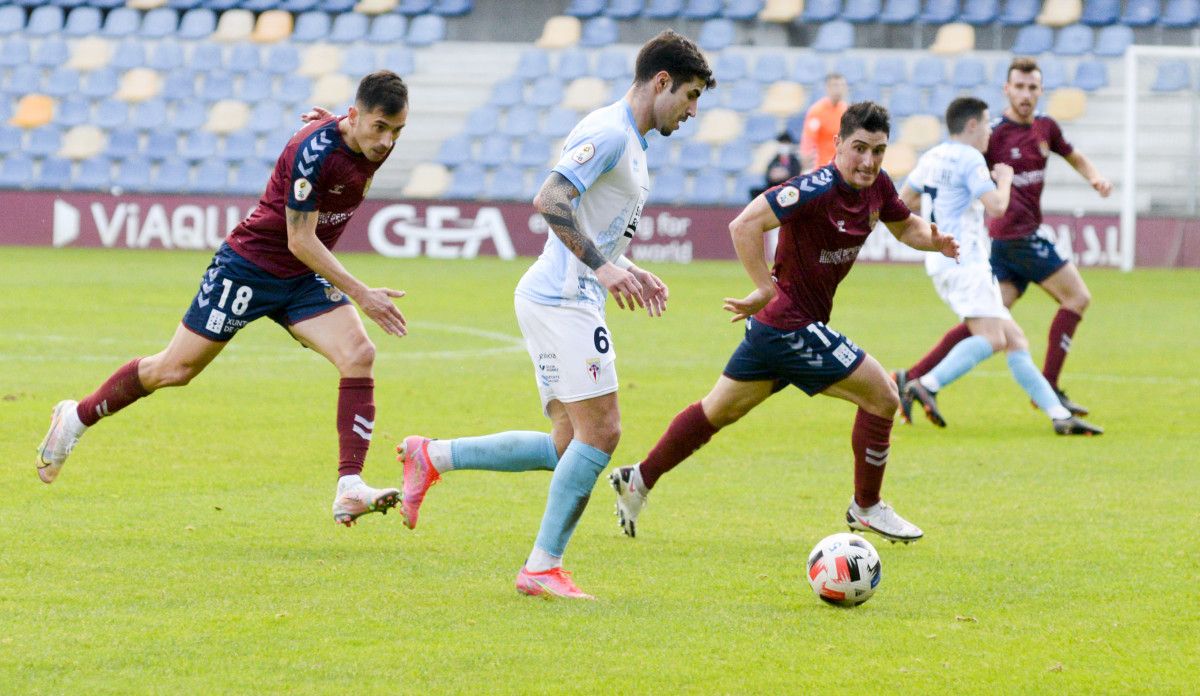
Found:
[621,100,649,151]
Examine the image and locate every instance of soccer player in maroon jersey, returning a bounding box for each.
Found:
[895,57,1112,419]
[609,102,959,543]
[36,71,410,527]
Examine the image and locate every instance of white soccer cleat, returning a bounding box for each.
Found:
[36,400,85,484]
[331,476,400,527]
[609,466,648,538]
[846,499,924,544]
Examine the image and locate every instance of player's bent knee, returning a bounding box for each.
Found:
[339,337,376,371]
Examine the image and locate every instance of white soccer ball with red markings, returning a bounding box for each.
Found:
[806,532,882,607]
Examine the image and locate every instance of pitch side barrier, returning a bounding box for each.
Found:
[1,191,1196,268]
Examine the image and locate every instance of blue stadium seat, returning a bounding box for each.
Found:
[90,0,128,9]
[833,55,867,83]
[436,134,472,167]
[724,0,763,19]
[683,0,723,19]
[446,162,485,199]
[102,7,140,37]
[0,36,30,68]
[929,84,957,115]
[146,130,179,160]
[292,11,331,42]
[1011,24,1053,53]
[319,0,357,12]
[151,157,190,193]
[168,0,204,7]
[645,0,685,18]
[0,126,23,155]
[257,132,289,164]
[0,154,35,189]
[228,45,261,73]
[1161,0,1199,27]
[6,64,41,94]
[501,105,539,137]
[716,141,752,173]
[181,131,218,161]
[231,160,267,195]
[203,0,240,12]
[580,16,619,47]
[278,74,312,103]
[919,0,958,22]
[191,42,223,70]
[959,0,998,24]
[27,6,65,36]
[596,50,630,80]
[35,157,73,189]
[0,6,24,35]
[725,81,762,111]
[911,55,947,87]
[131,99,169,130]
[999,0,1039,25]
[341,45,376,76]
[330,12,369,42]
[221,130,257,162]
[95,99,129,129]
[872,56,908,86]
[753,54,788,83]
[1151,61,1191,91]
[266,45,301,75]
[192,159,229,194]
[242,0,279,11]
[1093,24,1132,56]
[111,40,147,71]
[171,99,207,132]
[791,53,827,86]
[1080,0,1120,25]
[812,21,854,51]
[1119,0,1160,26]
[56,96,90,127]
[607,0,647,19]
[163,70,197,100]
[514,137,550,167]
[743,113,779,143]
[369,14,407,43]
[201,72,235,102]
[854,81,882,102]
[106,127,140,159]
[803,0,842,22]
[557,50,590,80]
[731,171,765,203]
[952,57,987,88]
[645,138,672,170]
[478,134,513,167]
[879,0,920,23]
[888,83,923,117]
[81,68,119,99]
[648,168,684,203]
[27,127,63,157]
[698,18,736,51]
[1053,25,1093,55]
[678,141,712,172]
[516,49,551,81]
[397,0,434,15]
[75,157,111,190]
[114,157,152,192]
[141,7,178,38]
[688,169,727,205]
[715,54,747,82]
[177,8,216,39]
[465,105,501,137]
[1073,59,1108,90]
[150,40,185,71]
[248,100,285,134]
[383,46,416,76]
[1039,55,1067,88]
[544,107,578,138]
[843,0,882,22]
[407,14,446,46]
[281,0,321,10]
[487,78,523,108]
[566,0,605,17]
[34,37,70,68]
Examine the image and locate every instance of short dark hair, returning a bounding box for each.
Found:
[945,96,989,134]
[1006,57,1041,82]
[838,101,891,139]
[356,70,408,115]
[634,29,715,91]
[825,72,845,82]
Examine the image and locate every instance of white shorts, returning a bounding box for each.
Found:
[514,295,618,417]
[932,264,1012,321]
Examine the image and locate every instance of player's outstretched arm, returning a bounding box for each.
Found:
[534,172,644,311]
[285,208,407,337]
[886,214,960,260]
[1065,151,1113,198]
[722,195,780,322]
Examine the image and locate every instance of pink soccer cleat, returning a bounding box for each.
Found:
[515,566,595,600]
[397,435,440,530]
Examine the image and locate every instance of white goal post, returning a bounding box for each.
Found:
[1120,44,1200,271]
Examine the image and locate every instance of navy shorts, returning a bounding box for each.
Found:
[990,233,1068,296]
[723,317,867,396]
[181,243,351,342]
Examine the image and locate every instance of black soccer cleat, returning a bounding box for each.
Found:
[1054,388,1089,416]
[891,369,914,424]
[904,380,946,428]
[1053,415,1103,436]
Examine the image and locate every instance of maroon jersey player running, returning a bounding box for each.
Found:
[895,57,1112,419]
[36,71,410,527]
[609,102,959,544]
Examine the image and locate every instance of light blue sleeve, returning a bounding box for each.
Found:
[905,155,927,192]
[962,149,996,200]
[551,124,627,195]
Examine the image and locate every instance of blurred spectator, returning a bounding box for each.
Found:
[799,73,848,172]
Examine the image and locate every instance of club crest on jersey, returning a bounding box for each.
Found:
[294,178,312,201]
[325,287,344,302]
[776,185,800,207]
[585,358,602,383]
[572,143,596,164]
[1038,140,1050,158]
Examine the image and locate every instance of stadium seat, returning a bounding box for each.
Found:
[177,8,216,39]
[90,0,128,7]
[436,134,472,166]
[59,124,105,160]
[407,14,446,46]
[319,0,359,12]
[402,162,450,199]
[516,50,551,81]
[580,16,619,47]
[110,40,146,71]
[535,16,582,49]
[162,69,196,101]
[95,99,130,129]
[743,112,779,143]
[715,140,753,173]
[607,0,646,19]
[74,157,111,190]
[645,0,685,18]
[81,68,120,99]
[35,157,73,190]
[0,6,25,36]
[477,134,512,167]
[760,0,803,22]
[330,12,369,42]
[292,11,330,42]
[488,78,524,108]
[102,7,140,37]
[106,127,140,159]
[730,171,764,203]
[150,157,190,193]
[596,50,631,80]
[1073,59,1108,89]
[1039,55,1067,88]
[446,162,485,199]
[219,130,256,162]
[180,130,218,161]
[1161,0,1200,27]
[251,9,293,43]
[241,0,278,11]
[843,0,883,21]
[279,73,314,101]
[753,54,788,83]
[898,114,940,149]
[1038,0,1082,26]
[1046,86,1086,120]
[131,98,169,130]
[501,105,539,137]
[930,23,975,54]
[999,0,1039,24]
[566,0,604,17]
[888,83,923,117]
[368,14,407,43]
[1080,0,1119,25]
[432,0,473,15]
[26,126,63,157]
[206,99,250,134]
[265,44,301,75]
[881,142,915,179]
[959,0,999,24]
[1119,0,1159,26]
[63,7,102,37]
[928,83,957,115]
[1011,24,1053,52]
[117,68,164,103]
[833,55,867,83]
[0,36,30,68]
[485,164,526,199]
[526,76,565,108]
[689,169,728,205]
[723,0,763,18]
[812,21,854,52]
[677,141,715,173]
[543,106,579,138]
[879,0,921,22]
[556,49,590,80]
[951,56,987,87]
[247,100,285,134]
[114,157,152,191]
[802,0,842,22]
[34,37,71,68]
[168,0,204,7]
[213,9,254,42]
[684,0,723,19]
[715,54,747,83]
[0,154,35,189]
[227,44,261,73]
[911,55,947,87]
[872,56,908,86]
[1053,24,1092,55]
[647,168,684,203]
[1151,61,1191,91]
[340,45,375,76]
[300,45,343,77]
[380,45,415,76]
[514,136,552,168]
[5,64,41,95]
[356,0,398,13]
[129,0,168,9]
[760,81,806,117]
[310,73,354,107]
[140,7,178,38]
[27,6,65,36]
[0,125,23,155]
[397,0,435,14]
[725,82,763,111]
[1078,28,1125,57]
[190,41,223,69]
[171,99,207,132]
[55,96,90,127]
[695,108,742,144]
[918,0,960,24]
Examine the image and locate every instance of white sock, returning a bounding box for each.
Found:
[64,404,87,436]
[630,464,648,498]
[525,546,562,573]
[918,374,941,392]
[1047,405,1071,421]
[426,439,453,473]
[337,474,363,491]
[852,500,881,515]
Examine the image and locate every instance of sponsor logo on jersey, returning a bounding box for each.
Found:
[1010,147,1021,160]
[294,178,312,201]
[585,358,602,383]
[776,186,800,207]
[818,244,864,265]
[206,308,227,334]
[329,184,345,195]
[572,143,595,164]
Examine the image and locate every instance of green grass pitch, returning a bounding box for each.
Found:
[1,246,1197,693]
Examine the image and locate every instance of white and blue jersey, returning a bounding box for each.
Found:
[905,140,996,276]
[515,100,650,310]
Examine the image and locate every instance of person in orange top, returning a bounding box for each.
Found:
[799,73,849,172]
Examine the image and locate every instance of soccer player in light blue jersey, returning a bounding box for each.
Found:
[397,30,715,599]
[894,97,1101,436]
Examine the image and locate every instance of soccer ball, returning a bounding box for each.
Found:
[806,532,882,607]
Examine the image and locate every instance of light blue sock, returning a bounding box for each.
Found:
[1007,350,1071,420]
[922,335,995,392]
[450,431,558,472]
[533,440,609,557]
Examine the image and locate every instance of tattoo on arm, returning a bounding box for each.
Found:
[286,208,316,229]
[538,173,607,271]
